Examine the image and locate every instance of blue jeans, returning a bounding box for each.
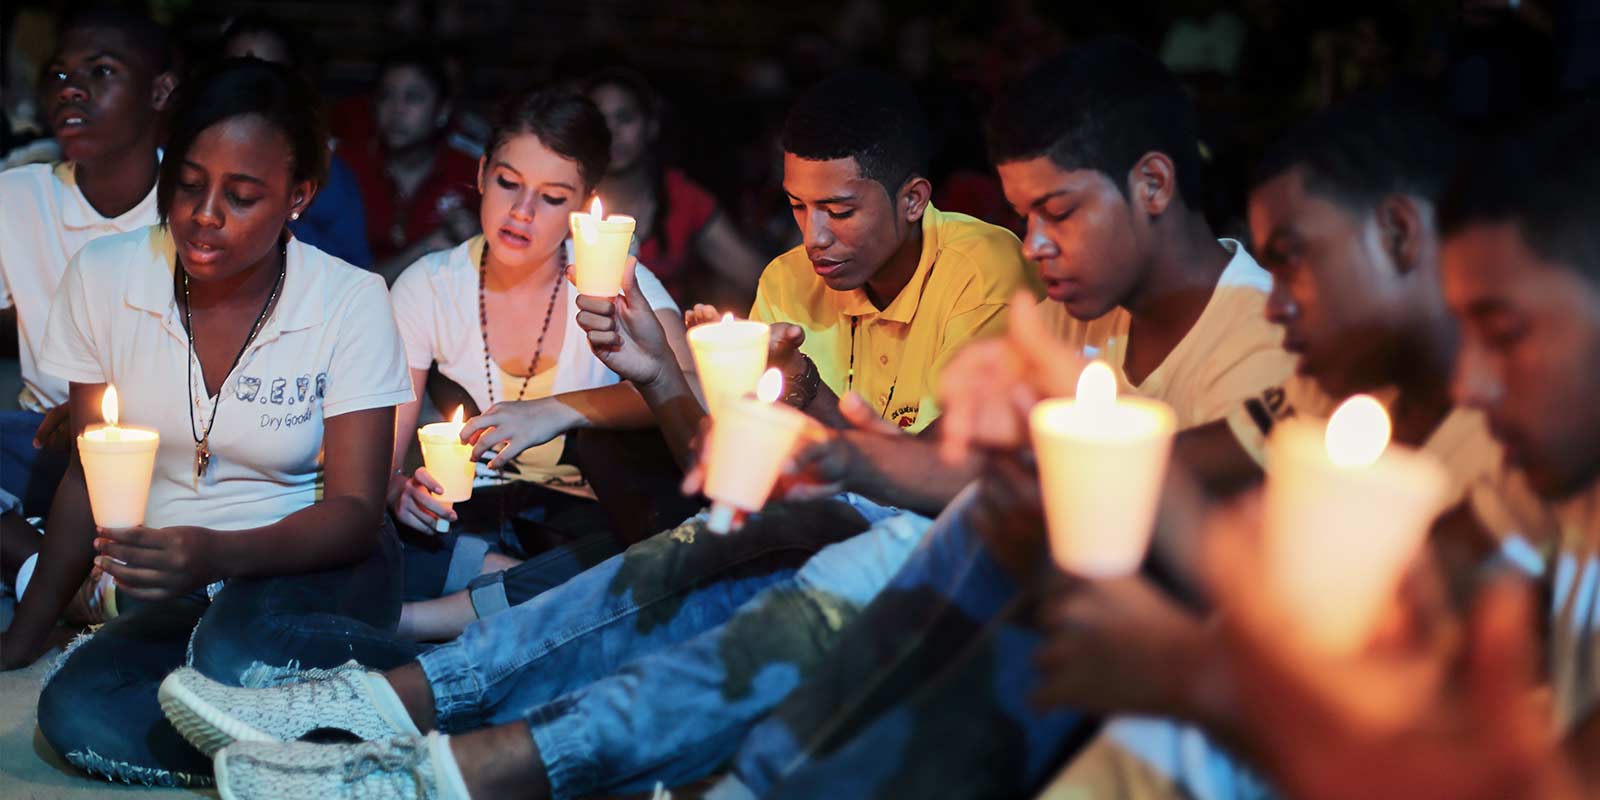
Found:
[0,410,68,517]
[719,486,1095,799]
[36,522,415,786]
[416,494,929,799]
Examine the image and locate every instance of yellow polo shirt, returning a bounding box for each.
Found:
[750,205,1040,433]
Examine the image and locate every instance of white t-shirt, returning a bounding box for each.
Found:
[0,161,159,410]
[389,236,679,496]
[39,226,413,531]
[1040,239,1294,429]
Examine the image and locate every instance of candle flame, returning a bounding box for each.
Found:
[450,406,464,425]
[756,368,784,403]
[722,312,734,323]
[102,385,120,427]
[576,197,602,243]
[1075,361,1116,410]
[1325,394,1390,467]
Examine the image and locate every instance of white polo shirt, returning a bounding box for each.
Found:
[1040,239,1295,430]
[390,236,678,494]
[39,226,414,532]
[0,161,159,411]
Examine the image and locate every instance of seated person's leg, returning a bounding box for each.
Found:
[735,604,1096,800]
[722,486,1046,795]
[188,521,416,682]
[38,593,214,785]
[0,409,68,516]
[159,498,872,755]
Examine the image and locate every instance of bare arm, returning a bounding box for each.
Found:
[0,383,102,668]
[692,212,764,295]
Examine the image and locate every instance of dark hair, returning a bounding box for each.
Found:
[157,58,328,224]
[781,69,931,196]
[987,37,1203,206]
[219,15,310,74]
[375,49,452,103]
[1251,92,1458,210]
[483,89,611,194]
[1438,101,1600,283]
[59,6,174,73]
[580,67,662,124]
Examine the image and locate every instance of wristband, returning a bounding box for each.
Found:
[782,353,822,409]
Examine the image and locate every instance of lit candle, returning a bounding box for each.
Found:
[688,313,771,419]
[568,197,636,297]
[78,385,160,529]
[1263,394,1451,655]
[1028,362,1177,577]
[418,407,475,532]
[703,368,811,534]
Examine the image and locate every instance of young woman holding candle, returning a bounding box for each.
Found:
[384,88,692,638]
[582,68,765,309]
[6,58,417,786]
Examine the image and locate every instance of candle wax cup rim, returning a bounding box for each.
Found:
[78,424,160,448]
[721,397,811,429]
[569,213,637,229]
[1266,419,1451,485]
[688,320,771,343]
[418,423,471,446]
[1029,396,1176,442]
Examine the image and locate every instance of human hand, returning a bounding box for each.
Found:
[767,322,808,374]
[32,404,72,450]
[966,449,1049,578]
[1200,494,1578,800]
[389,466,458,533]
[1031,571,1213,718]
[461,399,568,470]
[93,524,215,601]
[577,258,675,388]
[938,293,1088,464]
[684,304,722,329]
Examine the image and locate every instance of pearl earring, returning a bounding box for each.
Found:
[290,212,301,221]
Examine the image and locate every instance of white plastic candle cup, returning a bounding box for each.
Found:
[1028,396,1176,577]
[1263,419,1450,655]
[569,212,636,297]
[78,424,160,529]
[689,319,771,419]
[419,422,475,505]
[703,396,810,533]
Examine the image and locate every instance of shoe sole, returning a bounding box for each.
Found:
[158,673,278,756]
[215,749,238,800]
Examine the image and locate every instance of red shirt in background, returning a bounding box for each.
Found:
[636,168,718,301]
[342,139,482,263]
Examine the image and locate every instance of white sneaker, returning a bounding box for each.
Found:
[159,661,420,756]
[215,732,470,800]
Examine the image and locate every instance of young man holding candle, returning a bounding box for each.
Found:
[0,8,178,665]
[829,95,1555,800]
[0,8,177,524]
[155,71,1043,799]
[1195,102,1600,800]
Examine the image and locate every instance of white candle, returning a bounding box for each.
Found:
[1028,362,1177,577]
[1264,394,1451,655]
[78,385,160,529]
[568,197,636,297]
[419,406,475,515]
[703,368,811,534]
[688,313,770,419]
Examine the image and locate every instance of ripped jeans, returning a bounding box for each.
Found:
[416,494,932,800]
[36,522,415,786]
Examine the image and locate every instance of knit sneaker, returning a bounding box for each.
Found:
[159,661,420,756]
[214,732,470,800]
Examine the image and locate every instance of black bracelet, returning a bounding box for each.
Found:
[782,353,821,409]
